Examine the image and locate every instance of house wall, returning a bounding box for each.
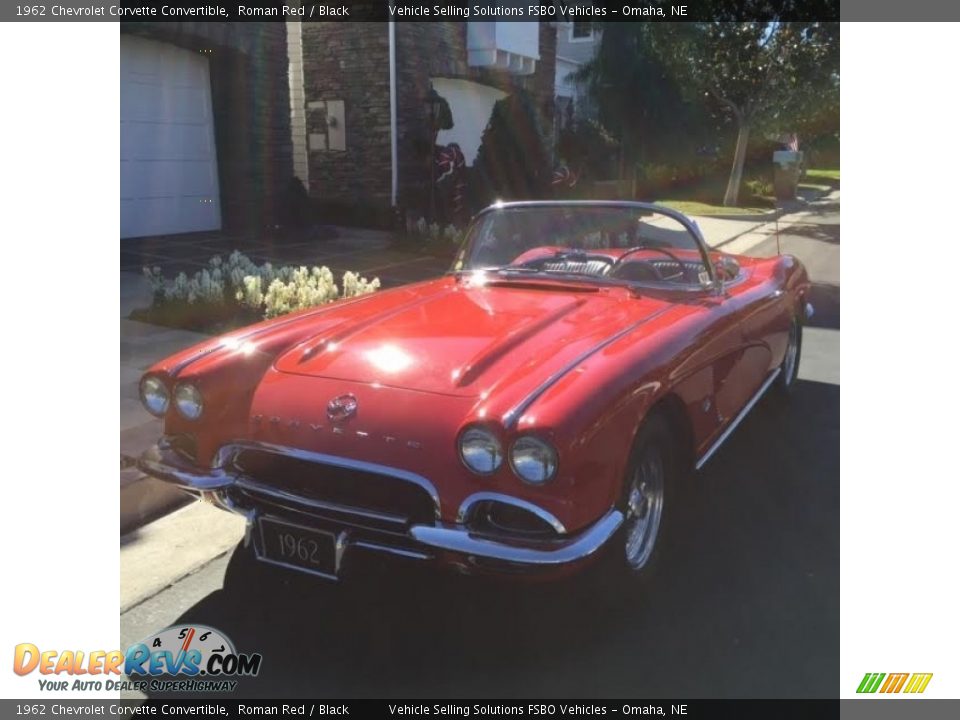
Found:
[300,22,393,208]
[555,21,601,65]
[120,22,293,233]
[287,21,309,187]
[554,20,600,121]
[300,21,557,214]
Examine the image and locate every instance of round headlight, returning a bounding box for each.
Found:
[510,436,558,485]
[459,427,503,474]
[140,376,169,417]
[173,383,204,420]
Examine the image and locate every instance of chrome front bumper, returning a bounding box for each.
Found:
[138,439,623,575]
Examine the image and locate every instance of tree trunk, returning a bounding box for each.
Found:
[723,122,751,207]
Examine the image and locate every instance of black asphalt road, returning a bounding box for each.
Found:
[120,200,840,699]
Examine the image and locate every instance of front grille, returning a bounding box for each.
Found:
[229,449,437,526]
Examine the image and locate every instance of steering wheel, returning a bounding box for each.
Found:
[609,246,693,283]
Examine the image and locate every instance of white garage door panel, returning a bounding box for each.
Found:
[120,196,218,239]
[121,160,218,198]
[121,35,221,239]
[121,83,210,124]
[121,122,213,161]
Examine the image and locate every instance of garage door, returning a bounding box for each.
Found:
[121,36,221,239]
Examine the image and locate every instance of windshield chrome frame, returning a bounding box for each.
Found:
[450,200,718,291]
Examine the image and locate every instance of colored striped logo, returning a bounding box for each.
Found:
[857,672,933,694]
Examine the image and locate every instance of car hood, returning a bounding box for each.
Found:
[273,278,675,397]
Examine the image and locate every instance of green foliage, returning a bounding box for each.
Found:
[654,18,839,133]
[575,22,721,171]
[471,88,552,210]
[556,118,620,182]
[579,14,839,205]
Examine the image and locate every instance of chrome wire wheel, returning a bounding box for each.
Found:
[623,445,665,570]
[783,320,800,387]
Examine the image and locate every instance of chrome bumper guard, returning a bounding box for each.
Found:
[138,439,623,571]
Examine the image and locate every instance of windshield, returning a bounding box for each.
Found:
[454,204,714,289]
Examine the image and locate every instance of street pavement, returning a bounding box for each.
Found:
[120,195,839,698]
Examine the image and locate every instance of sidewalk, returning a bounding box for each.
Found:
[692,189,840,256]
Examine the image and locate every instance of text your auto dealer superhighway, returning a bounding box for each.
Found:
[48,5,230,17]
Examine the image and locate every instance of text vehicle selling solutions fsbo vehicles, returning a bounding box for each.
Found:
[138,202,812,583]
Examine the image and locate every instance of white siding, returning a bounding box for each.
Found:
[120,36,221,239]
[432,79,507,167]
[287,20,309,186]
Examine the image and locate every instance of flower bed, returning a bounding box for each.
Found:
[131,251,379,334]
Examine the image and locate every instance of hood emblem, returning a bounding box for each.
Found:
[327,394,358,422]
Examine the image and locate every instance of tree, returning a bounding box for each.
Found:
[654,16,839,205]
[575,23,717,180]
[471,89,552,210]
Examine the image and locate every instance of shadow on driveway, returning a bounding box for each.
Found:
[146,380,838,699]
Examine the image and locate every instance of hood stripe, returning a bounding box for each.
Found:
[501,306,673,429]
[170,286,437,378]
[455,297,587,388]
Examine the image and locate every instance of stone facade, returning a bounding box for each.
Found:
[300,22,557,215]
[120,22,293,232]
[300,23,394,207]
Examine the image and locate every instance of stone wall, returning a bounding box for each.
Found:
[300,21,557,215]
[300,22,393,207]
[120,22,293,233]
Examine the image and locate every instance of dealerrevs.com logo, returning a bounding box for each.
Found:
[857,673,933,694]
[13,625,262,693]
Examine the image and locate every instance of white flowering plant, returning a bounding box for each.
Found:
[404,216,463,246]
[141,251,380,326]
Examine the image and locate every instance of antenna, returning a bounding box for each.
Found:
[775,199,782,256]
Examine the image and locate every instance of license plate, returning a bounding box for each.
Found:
[257,517,338,578]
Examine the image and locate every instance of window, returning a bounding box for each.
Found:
[570,22,593,41]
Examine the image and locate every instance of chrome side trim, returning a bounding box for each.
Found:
[215,440,441,519]
[695,368,781,470]
[502,306,672,429]
[456,492,567,535]
[411,509,623,566]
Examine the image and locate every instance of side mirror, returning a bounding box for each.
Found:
[714,256,740,282]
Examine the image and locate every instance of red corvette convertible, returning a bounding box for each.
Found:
[138,201,812,582]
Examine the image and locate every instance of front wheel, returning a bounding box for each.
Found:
[594,414,678,585]
[776,315,803,394]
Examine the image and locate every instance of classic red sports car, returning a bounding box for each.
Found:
[138,201,812,582]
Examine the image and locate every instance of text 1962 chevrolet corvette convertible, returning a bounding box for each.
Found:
[138,201,811,583]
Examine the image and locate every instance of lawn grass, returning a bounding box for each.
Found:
[804,168,840,183]
[656,199,774,217]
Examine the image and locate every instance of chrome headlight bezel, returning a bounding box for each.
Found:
[139,375,170,417]
[458,426,504,475]
[173,382,204,421]
[509,436,558,485]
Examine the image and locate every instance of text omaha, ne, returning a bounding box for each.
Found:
[390,4,687,18]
